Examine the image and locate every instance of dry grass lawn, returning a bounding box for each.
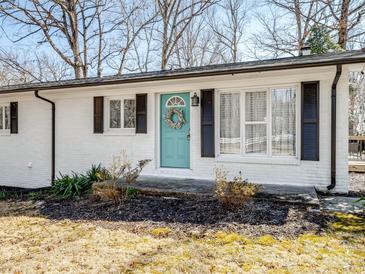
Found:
[0,214,364,273]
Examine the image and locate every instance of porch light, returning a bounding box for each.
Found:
[191,92,200,106]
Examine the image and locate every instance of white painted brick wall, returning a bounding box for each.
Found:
[0,65,354,192]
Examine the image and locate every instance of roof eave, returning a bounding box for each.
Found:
[0,55,364,94]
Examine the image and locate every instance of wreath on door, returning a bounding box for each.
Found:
[165,108,185,129]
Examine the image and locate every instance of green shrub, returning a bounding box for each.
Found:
[27,189,50,200]
[125,187,138,199]
[52,172,93,199]
[87,164,111,182]
[355,197,365,208]
[215,169,260,210]
[0,191,8,200]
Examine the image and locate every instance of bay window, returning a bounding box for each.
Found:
[219,87,297,158]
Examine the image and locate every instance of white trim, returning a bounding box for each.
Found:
[165,95,186,107]
[216,84,300,163]
[0,103,10,135]
[243,89,269,156]
[104,95,136,135]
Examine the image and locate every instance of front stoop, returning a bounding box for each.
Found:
[118,175,320,207]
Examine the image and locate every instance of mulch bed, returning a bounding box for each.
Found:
[38,195,332,238]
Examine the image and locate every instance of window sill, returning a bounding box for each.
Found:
[0,131,11,136]
[216,155,300,166]
[103,130,135,136]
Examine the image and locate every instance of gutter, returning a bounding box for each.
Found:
[328,64,342,191]
[34,91,56,182]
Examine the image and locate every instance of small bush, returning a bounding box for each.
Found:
[0,191,8,200]
[215,169,259,210]
[355,197,365,208]
[109,150,151,184]
[92,182,122,204]
[90,151,150,203]
[125,187,138,199]
[27,190,50,200]
[52,172,93,199]
[87,164,111,182]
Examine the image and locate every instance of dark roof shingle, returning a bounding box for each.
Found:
[1,50,364,94]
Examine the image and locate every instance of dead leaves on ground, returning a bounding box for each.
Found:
[0,216,364,273]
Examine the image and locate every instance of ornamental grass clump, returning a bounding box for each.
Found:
[52,172,93,199]
[215,168,259,210]
[52,164,110,199]
[87,164,112,182]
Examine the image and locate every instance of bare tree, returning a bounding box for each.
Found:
[172,14,226,67]
[349,71,365,135]
[318,0,365,49]
[252,0,326,57]
[0,0,111,79]
[0,48,71,85]
[155,0,218,70]
[132,21,159,72]
[208,0,253,62]
[107,0,157,75]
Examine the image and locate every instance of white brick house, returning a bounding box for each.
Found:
[0,51,364,193]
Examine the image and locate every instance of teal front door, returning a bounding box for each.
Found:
[160,93,190,168]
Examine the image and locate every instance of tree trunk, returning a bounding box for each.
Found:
[294,0,303,55]
[338,0,350,49]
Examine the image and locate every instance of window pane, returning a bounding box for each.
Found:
[220,93,240,154]
[272,88,296,156]
[0,107,3,130]
[124,99,136,128]
[245,91,267,122]
[245,124,267,154]
[110,100,121,128]
[4,106,10,129]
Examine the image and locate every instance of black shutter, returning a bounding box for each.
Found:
[136,94,147,133]
[93,96,104,133]
[10,102,18,134]
[301,82,319,161]
[201,89,215,157]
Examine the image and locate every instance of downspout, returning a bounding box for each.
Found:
[34,90,56,182]
[328,64,342,190]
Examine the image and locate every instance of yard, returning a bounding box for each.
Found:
[0,194,364,273]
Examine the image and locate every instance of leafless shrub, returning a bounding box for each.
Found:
[215,168,260,210]
[108,150,151,184]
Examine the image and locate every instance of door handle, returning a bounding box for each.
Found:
[187,130,190,141]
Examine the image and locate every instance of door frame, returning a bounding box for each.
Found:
[156,90,194,170]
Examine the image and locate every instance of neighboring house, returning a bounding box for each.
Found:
[0,51,364,193]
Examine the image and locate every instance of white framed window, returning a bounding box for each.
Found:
[245,91,268,155]
[0,104,10,135]
[271,87,296,156]
[219,92,241,154]
[105,96,136,134]
[166,96,186,107]
[218,86,298,158]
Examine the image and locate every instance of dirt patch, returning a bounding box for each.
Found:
[30,195,329,238]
